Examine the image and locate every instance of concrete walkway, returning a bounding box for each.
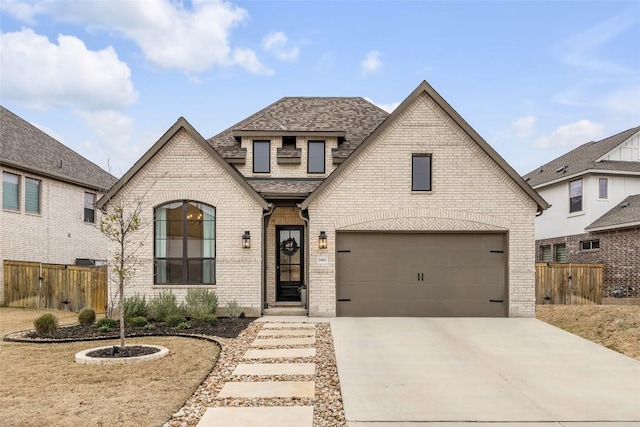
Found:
[331,317,640,426]
[197,320,318,427]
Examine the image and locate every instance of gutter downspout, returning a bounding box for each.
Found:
[262,204,275,313]
[297,205,309,314]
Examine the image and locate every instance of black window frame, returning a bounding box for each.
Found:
[84,192,96,223]
[412,154,432,191]
[581,239,600,251]
[154,200,216,285]
[307,140,326,174]
[253,140,271,173]
[569,179,583,213]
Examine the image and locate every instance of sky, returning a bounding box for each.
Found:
[1,0,639,178]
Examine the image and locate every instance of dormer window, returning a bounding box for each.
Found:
[253,140,270,173]
[308,141,325,174]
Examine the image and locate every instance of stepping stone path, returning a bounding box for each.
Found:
[197,322,317,427]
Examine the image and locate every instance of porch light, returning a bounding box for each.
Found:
[319,231,327,249]
[242,231,251,249]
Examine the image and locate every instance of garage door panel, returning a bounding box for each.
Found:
[336,232,507,317]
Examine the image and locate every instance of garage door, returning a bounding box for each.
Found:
[336,232,507,317]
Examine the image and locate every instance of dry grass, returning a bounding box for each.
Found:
[536,304,640,361]
[0,307,220,427]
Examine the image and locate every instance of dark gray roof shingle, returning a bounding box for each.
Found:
[586,194,640,231]
[245,178,323,197]
[207,97,389,161]
[523,126,640,187]
[1,106,116,191]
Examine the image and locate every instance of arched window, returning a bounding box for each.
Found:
[154,201,215,284]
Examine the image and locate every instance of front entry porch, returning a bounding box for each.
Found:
[264,207,308,315]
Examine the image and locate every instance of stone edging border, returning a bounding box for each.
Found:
[75,344,170,365]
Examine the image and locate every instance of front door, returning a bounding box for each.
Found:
[276,226,304,302]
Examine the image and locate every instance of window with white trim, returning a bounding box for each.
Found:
[569,179,582,213]
[598,178,608,199]
[84,192,96,223]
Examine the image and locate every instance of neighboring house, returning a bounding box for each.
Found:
[523,126,640,298]
[0,106,117,304]
[98,81,547,318]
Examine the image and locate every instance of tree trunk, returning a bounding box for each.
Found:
[120,282,125,349]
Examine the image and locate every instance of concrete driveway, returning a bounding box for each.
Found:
[330,318,640,426]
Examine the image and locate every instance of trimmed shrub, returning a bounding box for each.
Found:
[184,289,218,320]
[201,314,218,325]
[143,323,156,331]
[128,316,149,327]
[123,294,148,320]
[165,313,187,327]
[34,313,58,335]
[148,291,179,322]
[96,317,117,329]
[78,308,96,326]
[98,325,111,332]
[225,300,241,319]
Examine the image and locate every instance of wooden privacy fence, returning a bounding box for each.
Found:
[536,262,603,305]
[3,260,108,313]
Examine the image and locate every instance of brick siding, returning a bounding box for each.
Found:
[306,92,538,317]
[1,166,108,304]
[536,227,640,298]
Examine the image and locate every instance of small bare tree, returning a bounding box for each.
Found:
[100,193,148,349]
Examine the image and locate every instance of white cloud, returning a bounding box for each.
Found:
[262,31,299,61]
[361,51,382,75]
[77,110,138,175]
[364,97,400,113]
[3,0,270,74]
[0,0,48,24]
[233,49,274,75]
[534,120,604,149]
[0,28,137,110]
[511,115,537,138]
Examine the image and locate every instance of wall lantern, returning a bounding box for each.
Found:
[319,231,328,249]
[242,231,251,249]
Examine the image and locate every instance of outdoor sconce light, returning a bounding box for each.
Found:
[242,231,251,249]
[319,231,328,249]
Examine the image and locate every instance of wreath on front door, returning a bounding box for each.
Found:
[280,237,299,256]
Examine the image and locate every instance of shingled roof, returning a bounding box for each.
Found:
[1,106,116,191]
[207,97,389,162]
[585,194,640,232]
[245,178,323,199]
[523,126,640,188]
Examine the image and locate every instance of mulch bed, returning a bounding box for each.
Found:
[5,318,255,344]
[87,345,160,358]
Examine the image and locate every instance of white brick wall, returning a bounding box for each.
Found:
[1,166,108,304]
[235,136,338,178]
[305,93,537,317]
[105,128,265,316]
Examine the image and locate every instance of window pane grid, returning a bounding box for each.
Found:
[155,201,216,284]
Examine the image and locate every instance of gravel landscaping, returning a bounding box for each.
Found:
[164,322,346,427]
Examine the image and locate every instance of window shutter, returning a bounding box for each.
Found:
[25,179,40,213]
